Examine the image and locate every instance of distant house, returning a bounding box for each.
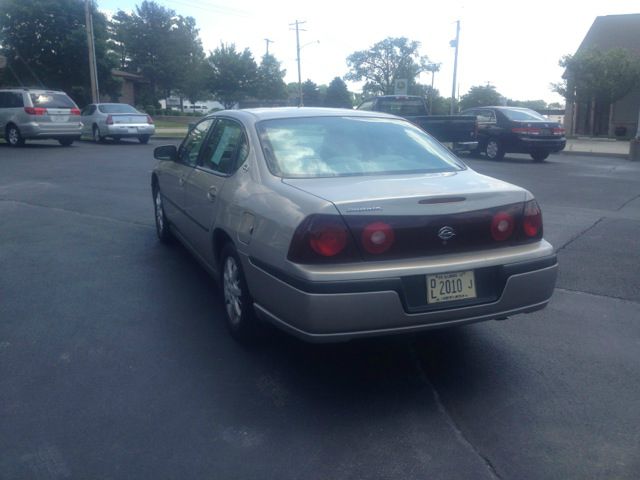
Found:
[109,70,148,106]
[564,14,640,138]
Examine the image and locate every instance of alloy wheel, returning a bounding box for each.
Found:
[223,256,243,328]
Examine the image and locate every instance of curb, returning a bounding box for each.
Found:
[560,150,629,159]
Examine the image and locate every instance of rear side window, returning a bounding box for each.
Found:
[30,93,76,109]
[0,92,24,108]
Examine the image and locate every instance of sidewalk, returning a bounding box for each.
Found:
[564,137,630,158]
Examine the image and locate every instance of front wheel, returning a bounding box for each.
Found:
[220,243,260,344]
[485,138,504,160]
[153,187,173,244]
[531,151,550,162]
[6,125,25,147]
[58,138,74,146]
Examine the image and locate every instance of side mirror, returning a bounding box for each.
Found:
[154,144,178,161]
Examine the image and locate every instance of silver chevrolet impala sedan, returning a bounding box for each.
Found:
[151,108,557,343]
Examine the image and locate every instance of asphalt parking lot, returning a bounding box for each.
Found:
[1,139,639,480]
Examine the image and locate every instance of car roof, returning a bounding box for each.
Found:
[207,107,398,122]
[0,87,66,94]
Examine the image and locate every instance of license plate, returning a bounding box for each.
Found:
[128,127,137,133]
[427,270,477,304]
[50,115,69,123]
[540,128,551,135]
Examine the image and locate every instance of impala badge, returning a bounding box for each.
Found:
[438,226,456,244]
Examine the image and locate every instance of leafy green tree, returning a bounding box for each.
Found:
[113,1,204,101]
[0,0,119,104]
[547,102,564,109]
[345,37,429,96]
[301,79,322,106]
[459,85,504,110]
[208,43,258,108]
[553,48,640,106]
[324,77,352,108]
[255,54,287,100]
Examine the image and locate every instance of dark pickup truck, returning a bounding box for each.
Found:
[357,95,478,153]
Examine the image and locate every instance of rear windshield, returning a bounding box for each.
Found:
[30,93,76,109]
[502,108,548,121]
[376,98,427,116]
[257,116,465,178]
[98,104,139,114]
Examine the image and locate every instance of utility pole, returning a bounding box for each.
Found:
[450,20,460,115]
[290,20,306,107]
[84,0,99,103]
[264,38,274,56]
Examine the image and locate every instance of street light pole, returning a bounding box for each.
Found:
[450,20,460,115]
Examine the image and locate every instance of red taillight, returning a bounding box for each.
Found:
[24,107,47,115]
[491,212,515,241]
[512,127,541,135]
[106,115,114,125]
[552,127,565,136]
[70,108,80,115]
[147,115,154,124]
[523,200,542,238]
[361,221,395,254]
[309,223,348,257]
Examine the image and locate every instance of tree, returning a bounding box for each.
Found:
[324,77,352,108]
[113,1,205,101]
[459,85,504,111]
[345,37,429,96]
[255,54,287,101]
[301,79,322,106]
[553,48,640,106]
[207,43,258,108]
[0,0,119,105]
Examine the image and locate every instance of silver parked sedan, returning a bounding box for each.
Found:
[81,103,155,143]
[151,108,557,343]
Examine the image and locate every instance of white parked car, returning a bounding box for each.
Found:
[81,103,155,144]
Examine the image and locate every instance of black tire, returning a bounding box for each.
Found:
[485,138,504,160]
[6,124,25,147]
[138,135,150,144]
[153,186,173,244]
[531,151,550,162]
[58,138,74,146]
[220,243,260,344]
[92,125,104,143]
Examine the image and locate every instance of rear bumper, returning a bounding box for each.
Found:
[105,124,155,137]
[20,122,82,139]
[244,253,558,342]
[514,137,566,153]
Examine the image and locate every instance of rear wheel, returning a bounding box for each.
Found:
[138,135,150,144]
[92,125,104,143]
[485,138,504,160]
[6,125,25,147]
[220,243,260,344]
[58,138,74,146]
[531,151,550,162]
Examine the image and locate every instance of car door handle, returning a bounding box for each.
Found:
[207,186,218,201]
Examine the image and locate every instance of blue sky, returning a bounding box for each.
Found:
[99,0,640,103]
